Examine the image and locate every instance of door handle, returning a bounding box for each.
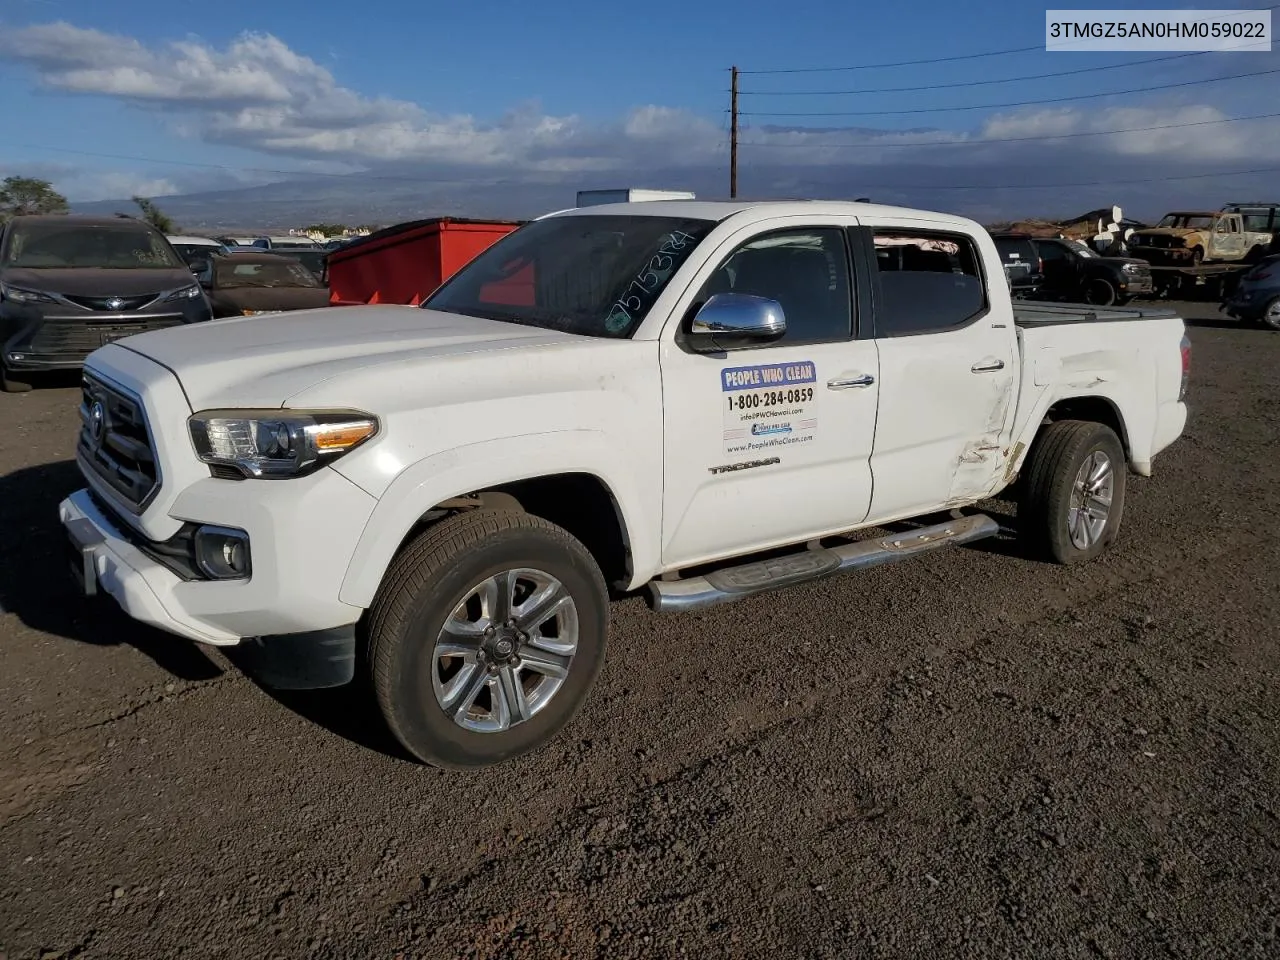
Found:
[827,374,875,389]
[971,359,1005,373]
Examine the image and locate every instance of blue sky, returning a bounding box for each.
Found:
[0,0,1277,221]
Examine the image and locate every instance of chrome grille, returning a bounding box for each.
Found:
[63,293,159,311]
[77,374,160,510]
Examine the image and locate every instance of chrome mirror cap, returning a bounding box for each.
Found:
[688,293,786,350]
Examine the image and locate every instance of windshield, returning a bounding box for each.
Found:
[1067,240,1096,257]
[423,214,715,338]
[1157,215,1214,229]
[3,221,186,269]
[214,259,320,288]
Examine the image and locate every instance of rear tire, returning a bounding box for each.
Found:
[366,509,609,768]
[1018,421,1127,565]
[0,361,32,393]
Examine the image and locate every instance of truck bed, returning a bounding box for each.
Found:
[1013,302,1181,327]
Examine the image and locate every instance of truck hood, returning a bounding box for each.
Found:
[110,305,579,409]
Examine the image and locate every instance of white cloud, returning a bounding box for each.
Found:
[2,20,1279,220]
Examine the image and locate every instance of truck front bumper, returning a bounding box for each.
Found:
[58,466,378,647]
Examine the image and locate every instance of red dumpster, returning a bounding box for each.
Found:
[326,217,525,306]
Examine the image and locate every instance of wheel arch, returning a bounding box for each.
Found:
[1042,395,1130,457]
[339,457,646,610]
[1008,392,1138,486]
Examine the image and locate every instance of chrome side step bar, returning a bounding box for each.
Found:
[648,514,1001,613]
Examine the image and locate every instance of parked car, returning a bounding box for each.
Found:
[194,251,330,318]
[1032,236,1153,306]
[166,235,229,269]
[251,236,320,251]
[1221,254,1280,330]
[60,199,1190,768]
[990,232,1044,298]
[0,215,211,392]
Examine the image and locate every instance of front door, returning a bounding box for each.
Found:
[659,222,880,569]
[860,223,1017,522]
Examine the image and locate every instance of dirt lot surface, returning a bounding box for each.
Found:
[1,303,1277,960]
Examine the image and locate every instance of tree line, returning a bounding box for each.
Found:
[1,175,177,232]
[0,175,379,237]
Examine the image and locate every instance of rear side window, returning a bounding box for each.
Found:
[871,230,987,336]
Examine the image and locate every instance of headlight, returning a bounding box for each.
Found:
[0,282,57,304]
[163,284,202,302]
[1122,263,1142,274]
[188,409,378,479]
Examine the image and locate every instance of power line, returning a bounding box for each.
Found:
[826,163,1280,192]
[736,110,1280,150]
[738,44,1044,75]
[737,48,1245,97]
[6,143,503,184]
[738,65,1280,117]
[736,4,1277,75]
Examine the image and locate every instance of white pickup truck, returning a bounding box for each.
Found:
[59,200,1191,768]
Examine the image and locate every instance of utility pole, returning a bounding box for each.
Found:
[729,65,739,199]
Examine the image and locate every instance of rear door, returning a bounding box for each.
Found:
[856,221,1018,521]
[1211,216,1247,261]
[658,217,881,568]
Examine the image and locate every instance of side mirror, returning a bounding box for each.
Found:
[686,293,786,352]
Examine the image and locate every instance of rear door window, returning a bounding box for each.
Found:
[870,231,988,336]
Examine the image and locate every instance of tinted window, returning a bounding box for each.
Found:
[694,228,852,344]
[994,236,1036,263]
[425,214,714,339]
[1035,240,1069,261]
[872,231,986,336]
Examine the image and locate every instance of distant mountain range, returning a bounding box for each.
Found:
[69,168,733,233]
[65,160,1229,233]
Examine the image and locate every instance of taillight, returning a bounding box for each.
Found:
[1038,258,1044,273]
[1247,267,1273,281]
[1179,333,1191,401]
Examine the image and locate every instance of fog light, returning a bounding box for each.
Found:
[194,525,252,580]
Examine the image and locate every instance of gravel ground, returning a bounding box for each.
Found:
[1,302,1277,960]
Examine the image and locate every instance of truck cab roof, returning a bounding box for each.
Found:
[543,198,980,230]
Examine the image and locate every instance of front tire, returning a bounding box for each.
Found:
[1018,421,1127,564]
[366,509,609,768]
[0,361,32,393]
[1085,279,1117,306]
[1261,297,1280,331]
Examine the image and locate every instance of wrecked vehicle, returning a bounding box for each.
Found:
[59,199,1190,768]
[1128,211,1273,266]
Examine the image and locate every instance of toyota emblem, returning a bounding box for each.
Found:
[106,297,125,311]
[88,401,105,444]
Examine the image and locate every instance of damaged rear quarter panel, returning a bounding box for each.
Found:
[1007,322,1170,480]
